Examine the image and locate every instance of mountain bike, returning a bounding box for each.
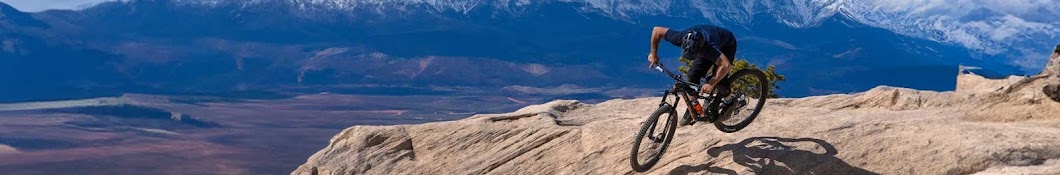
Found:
[629,62,769,172]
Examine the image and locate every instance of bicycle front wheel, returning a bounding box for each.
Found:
[630,103,678,172]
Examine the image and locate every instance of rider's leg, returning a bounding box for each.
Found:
[686,56,712,86]
[680,56,713,125]
[709,54,735,120]
[709,80,730,116]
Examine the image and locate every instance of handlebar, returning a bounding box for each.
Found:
[652,63,698,88]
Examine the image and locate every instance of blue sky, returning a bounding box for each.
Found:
[0,0,110,12]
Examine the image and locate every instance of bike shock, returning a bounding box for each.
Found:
[692,100,704,115]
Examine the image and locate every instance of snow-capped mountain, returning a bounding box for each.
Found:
[116,0,1057,72]
[1,0,1052,101]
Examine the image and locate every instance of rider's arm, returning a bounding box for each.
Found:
[649,26,669,57]
[706,54,731,87]
[649,26,687,66]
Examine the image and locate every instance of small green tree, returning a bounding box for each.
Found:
[678,56,695,75]
[678,57,786,98]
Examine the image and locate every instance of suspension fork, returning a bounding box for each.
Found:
[650,89,681,142]
[652,87,678,109]
[658,90,671,107]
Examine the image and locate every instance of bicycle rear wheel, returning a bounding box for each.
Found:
[630,103,678,172]
[714,69,769,133]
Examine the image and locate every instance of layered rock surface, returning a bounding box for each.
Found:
[293,56,1060,175]
[1043,54,1060,102]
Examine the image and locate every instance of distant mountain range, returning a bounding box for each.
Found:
[1,0,1055,102]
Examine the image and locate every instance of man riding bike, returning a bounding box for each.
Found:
[647,25,738,126]
[632,25,766,172]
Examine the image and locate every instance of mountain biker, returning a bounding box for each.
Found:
[647,25,737,125]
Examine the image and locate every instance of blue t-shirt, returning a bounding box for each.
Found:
[663,25,737,63]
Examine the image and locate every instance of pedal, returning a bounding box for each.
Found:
[680,113,696,126]
[703,110,720,121]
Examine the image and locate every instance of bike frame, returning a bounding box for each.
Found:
[653,63,720,123]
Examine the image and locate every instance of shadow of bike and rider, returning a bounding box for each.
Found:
[668,137,879,175]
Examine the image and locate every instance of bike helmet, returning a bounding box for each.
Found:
[680,30,703,60]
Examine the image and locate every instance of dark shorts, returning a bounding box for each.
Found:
[664,25,738,85]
